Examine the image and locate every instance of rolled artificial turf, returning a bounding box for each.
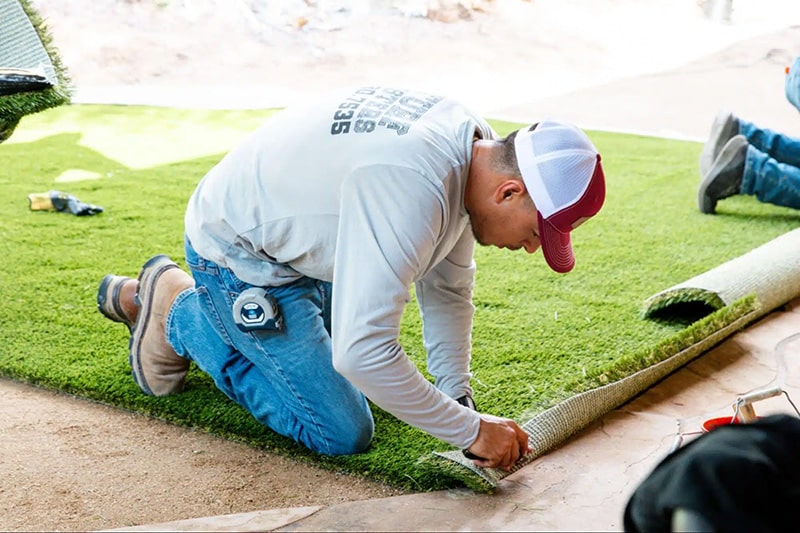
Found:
[0,0,72,136]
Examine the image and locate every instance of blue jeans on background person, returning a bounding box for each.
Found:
[738,118,800,210]
[165,237,374,456]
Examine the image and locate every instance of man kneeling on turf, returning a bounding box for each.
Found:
[97,86,605,470]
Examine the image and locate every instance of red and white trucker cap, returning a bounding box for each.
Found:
[513,120,606,273]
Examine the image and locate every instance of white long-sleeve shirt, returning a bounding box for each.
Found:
[185,86,496,449]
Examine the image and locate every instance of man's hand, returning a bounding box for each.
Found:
[465,414,531,471]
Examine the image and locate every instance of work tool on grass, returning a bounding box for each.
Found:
[28,190,104,216]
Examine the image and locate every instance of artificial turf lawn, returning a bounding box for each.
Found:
[1,105,799,492]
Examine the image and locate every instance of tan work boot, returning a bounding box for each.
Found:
[129,255,194,396]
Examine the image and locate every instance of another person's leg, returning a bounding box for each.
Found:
[740,142,800,210]
[166,238,374,456]
[699,111,800,174]
[739,118,800,168]
[699,131,800,213]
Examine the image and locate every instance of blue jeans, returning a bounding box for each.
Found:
[165,237,374,455]
[738,119,800,210]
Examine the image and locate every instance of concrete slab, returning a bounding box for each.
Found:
[103,506,322,532]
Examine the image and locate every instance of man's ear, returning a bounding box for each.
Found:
[494,179,525,203]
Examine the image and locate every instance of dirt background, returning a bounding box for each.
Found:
[3,0,798,531]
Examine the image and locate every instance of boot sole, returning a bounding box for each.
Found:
[97,274,135,332]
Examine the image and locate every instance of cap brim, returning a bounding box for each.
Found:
[539,211,574,273]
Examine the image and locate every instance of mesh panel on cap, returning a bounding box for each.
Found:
[515,119,601,221]
[528,122,596,216]
[536,154,596,214]
[531,124,592,154]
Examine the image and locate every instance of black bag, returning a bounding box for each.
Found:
[624,414,800,532]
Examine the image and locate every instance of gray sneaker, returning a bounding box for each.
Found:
[130,255,194,396]
[699,110,740,176]
[697,135,747,214]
